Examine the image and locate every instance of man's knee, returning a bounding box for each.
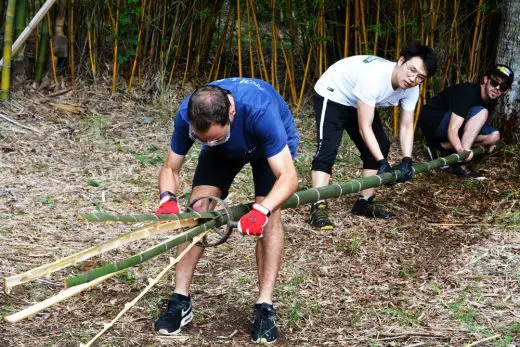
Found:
[361,138,389,170]
[466,108,488,128]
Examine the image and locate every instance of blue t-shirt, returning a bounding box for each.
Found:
[171,78,299,160]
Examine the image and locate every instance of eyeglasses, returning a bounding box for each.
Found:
[189,124,231,147]
[404,61,426,83]
[489,77,509,92]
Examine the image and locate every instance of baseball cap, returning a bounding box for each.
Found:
[490,64,514,87]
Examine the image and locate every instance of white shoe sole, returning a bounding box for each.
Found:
[156,311,194,335]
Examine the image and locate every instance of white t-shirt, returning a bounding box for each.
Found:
[314,55,419,111]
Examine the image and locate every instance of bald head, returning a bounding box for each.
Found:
[188,85,231,132]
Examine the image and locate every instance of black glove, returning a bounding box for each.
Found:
[394,157,414,182]
[376,158,395,176]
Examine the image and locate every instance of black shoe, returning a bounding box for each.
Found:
[447,164,486,180]
[351,196,395,219]
[154,293,193,335]
[309,201,334,230]
[251,303,278,344]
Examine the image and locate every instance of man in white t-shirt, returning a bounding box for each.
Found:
[309,44,437,229]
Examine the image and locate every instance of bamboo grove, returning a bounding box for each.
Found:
[0,0,506,109]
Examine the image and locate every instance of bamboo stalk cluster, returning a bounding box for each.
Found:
[0,0,503,105]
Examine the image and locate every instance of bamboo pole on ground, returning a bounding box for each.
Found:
[79,230,209,346]
[3,219,198,292]
[0,0,16,100]
[73,144,502,287]
[4,271,123,323]
[87,144,502,226]
[0,0,57,68]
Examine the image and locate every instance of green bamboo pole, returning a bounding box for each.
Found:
[68,145,501,288]
[34,15,49,83]
[0,0,16,100]
[14,0,26,39]
[85,144,501,223]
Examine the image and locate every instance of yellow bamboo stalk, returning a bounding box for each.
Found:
[69,0,75,87]
[237,0,242,77]
[248,0,268,81]
[181,20,194,88]
[358,0,368,53]
[87,24,96,77]
[393,0,401,137]
[318,6,323,75]
[468,0,483,81]
[46,14,58,83]
[270,0,277,88]
[278,37,297,106]
[111,0,120,94]
[127,0,146,92]
[295,49,312,115]
[1,0,16,101]
[373,0,380,55]
[440,0,459,90]
[246,0,254,77]
[343,0,350,57]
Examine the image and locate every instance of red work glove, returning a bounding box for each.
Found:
[238,203,271,237]
[155,192,180,215]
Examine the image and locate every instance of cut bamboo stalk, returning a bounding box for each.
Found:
[80,230,209,346]
[4,219,197,292]
[0,0,57,68]
[65,215,233,287]
[373,0,380,55]
[4,271,122,323]
[82,144,502,225]
[1,0,16,100]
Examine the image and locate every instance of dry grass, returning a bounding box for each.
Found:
[0,82,519,347]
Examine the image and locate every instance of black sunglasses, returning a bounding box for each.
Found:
[489,77,509,92]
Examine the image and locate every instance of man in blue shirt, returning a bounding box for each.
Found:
[153,78,299,344]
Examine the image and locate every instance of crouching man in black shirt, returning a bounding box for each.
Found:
[419,64,514,180]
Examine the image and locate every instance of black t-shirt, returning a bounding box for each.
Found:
[419,83,496,136]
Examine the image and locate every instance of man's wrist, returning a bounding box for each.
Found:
[253,203,271,217]
[159,191,177,205]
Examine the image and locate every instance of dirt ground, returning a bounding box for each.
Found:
[0,82,519,347]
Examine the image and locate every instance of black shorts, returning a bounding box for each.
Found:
[311,93,390,172]
[192,150,277,199]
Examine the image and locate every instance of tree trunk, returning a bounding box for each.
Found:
[494,0,520,143]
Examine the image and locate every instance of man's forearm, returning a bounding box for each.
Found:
[260,172,298,212]
[359,127,385,161]
[399,124,414,157]
[158,167,180,194]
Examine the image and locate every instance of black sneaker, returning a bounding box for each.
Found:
[251,303,278,344]
[154,293,193,335]
[351,196,395,219]
[447,164,486,180]
[309,201,334,230]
